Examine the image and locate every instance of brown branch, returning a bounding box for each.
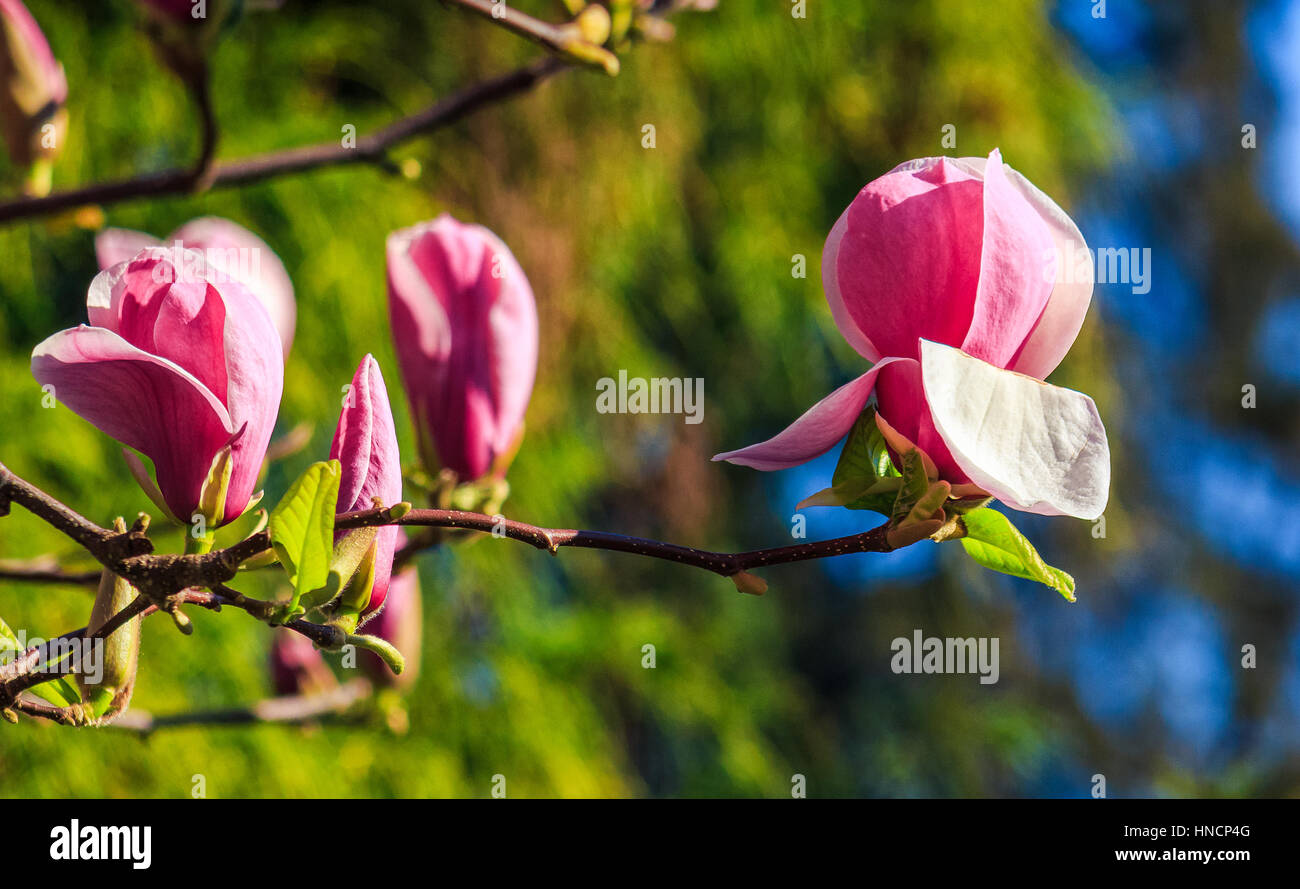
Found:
[220,504,895,581]
[108,679,372,735]
[445,0,619,73]
[1,460,898,707]
[0,56,566,225]
[2,460,895,593]
[0,560,100,586]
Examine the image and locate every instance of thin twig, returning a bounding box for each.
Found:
[0,560,100,586]
[109,679,373,735]
[0,57,566,225]
[444,0,619,73]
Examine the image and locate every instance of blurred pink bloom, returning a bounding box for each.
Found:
[715,150,1110,519]
[330,355,402,615]
[31,247,283,525]
[360,552,422,689]
[96,217,296,359]
[0,0,67,170]
[269,629,328,697]
[387,214,538,481]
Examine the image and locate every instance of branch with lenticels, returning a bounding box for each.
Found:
[0,0,705,226]
[0,458,898,719]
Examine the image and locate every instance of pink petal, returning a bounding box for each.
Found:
[821,212,880,363]
[213,275,283,523]
[959,149,1057,369]
[170,217,297,358]
[0,0,66,103]
[712,357,907,470]
[1002,168,1094,379]
[31,325,234,522]
[830,157,984,362]
[331,355,402,612]
[94,228,162,270]
[387,216,538,480]
[945,155,1094,380]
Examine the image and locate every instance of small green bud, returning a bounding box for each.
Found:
[77,566,141,726]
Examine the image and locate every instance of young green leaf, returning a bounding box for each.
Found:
[270,460,342,615]
[0,616,18,652]
[959,507,1076,601]
[798,407,901,511]
[0,618,82,708]
[299,527,379,612]
[28,676,82,709]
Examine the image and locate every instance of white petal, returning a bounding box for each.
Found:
[919,340,1109,519]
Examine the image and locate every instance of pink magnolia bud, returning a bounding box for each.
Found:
[330,355,402,614]
[360,554,422,689]
[269,629,329,697]
[387,215,538,482]
[96,217,297,358]
[715,150,1110,520]
[31,247,284,525]
[0,0,67,180]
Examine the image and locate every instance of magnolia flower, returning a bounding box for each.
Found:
[331,355,402,615]
[31,247,284,525]
[387,215,538,482]
[0,0,67,189]
[715,150,1110,519]
[96,217,296,359]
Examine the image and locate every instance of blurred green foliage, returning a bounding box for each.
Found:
[0,0,1118,797]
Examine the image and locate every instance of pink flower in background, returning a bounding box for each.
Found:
[715,150,1110,519]
[31,247,283,525]
[361,550,422,689]
[269,629,329,697]
[331,355,402,615]
[96,217,296,359]
[387,214,538,481]
[0,0,67,176]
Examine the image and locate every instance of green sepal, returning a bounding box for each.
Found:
[300,527,379,613]
[798,407,901,513]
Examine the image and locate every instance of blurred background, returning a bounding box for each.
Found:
[0,0,1297,797]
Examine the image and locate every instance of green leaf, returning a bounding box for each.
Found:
[300,527,379,612]
[269,460,342,615]
[0,618,82,708]
[0,616,18,652]
[959,508,1076,601]
[29,676,82,709]
[799,408,901,513]
[833,407,898,488]
[890,449,933,525]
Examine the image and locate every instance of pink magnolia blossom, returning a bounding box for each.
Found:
[387,215,538,481]
[0,0,67,170]
[715,150,1110,520]
[96,217,296,358]
[330,355,402,615]
[31,247,283,525]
